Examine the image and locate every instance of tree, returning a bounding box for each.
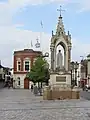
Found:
[26,56,49,85]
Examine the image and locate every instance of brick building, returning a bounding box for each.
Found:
[13,49,42,89]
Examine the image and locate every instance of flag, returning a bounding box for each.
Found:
[31,40,33,48]
[40,21,43,28]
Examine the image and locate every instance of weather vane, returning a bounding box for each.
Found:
[57,5,65,17]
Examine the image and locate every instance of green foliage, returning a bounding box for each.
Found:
[26,56,48,84]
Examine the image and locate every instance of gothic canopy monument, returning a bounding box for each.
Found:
[50,6,72,86]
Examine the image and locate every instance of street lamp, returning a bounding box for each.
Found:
[43,63,50,86]
[74,62,79,86]
[40,52,49,86]
[70,62,74,86]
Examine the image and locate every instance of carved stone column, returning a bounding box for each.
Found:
[54,48,56,71]
[68,48,71,71]
[64,51,66,70]
[51,47,54,72]
[65,50,68,71]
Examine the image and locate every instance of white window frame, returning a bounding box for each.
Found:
[23,58,30,72]
[17,60,21,71]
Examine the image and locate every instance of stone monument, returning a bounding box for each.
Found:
[49,6,72,87]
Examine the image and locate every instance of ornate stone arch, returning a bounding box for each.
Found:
[50,16,72,72]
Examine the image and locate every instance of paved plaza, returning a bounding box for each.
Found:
[0,89,90,120]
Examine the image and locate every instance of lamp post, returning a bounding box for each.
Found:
[70,62,74,87]
[74,62,79,86]
[41,52,49,86]
[43,63,49,86]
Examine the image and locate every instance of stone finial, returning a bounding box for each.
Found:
[68,31,70,35]
[68,31,71,39]
[52,30,53,36]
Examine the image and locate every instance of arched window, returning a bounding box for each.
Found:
[17,77,20,85]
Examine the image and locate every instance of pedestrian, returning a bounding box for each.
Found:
[33,84,38,95]
[31,84,33,92]
[13,80,15,89]
[8,81,10,89]
[38,86,42,96]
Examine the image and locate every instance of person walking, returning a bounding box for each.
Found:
[8,81,10,89]
[33,84,38,95]
[38,86,42,96]
[31,84,33,92]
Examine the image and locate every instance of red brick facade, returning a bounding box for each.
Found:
[13,49,42,74]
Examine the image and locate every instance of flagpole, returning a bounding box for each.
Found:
[40,21,43,53]
[40,22,41,52]
[31,40,33,49]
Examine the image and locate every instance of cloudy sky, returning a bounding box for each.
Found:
[0,0,90,67]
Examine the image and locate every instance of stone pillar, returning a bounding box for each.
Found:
[68,48,71,71]
[64,51,66,70]
[65,50,68,71]
[54,48,56,71]
[51,47,54,71]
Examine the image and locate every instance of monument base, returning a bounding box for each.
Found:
[49,72,71,87]
[43,86,80,100]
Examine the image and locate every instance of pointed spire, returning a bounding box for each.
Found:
[56,16,65,36]
[56,6,65,36]
[52,30,54,36]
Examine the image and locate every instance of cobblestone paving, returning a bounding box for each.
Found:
[0,88,90,120]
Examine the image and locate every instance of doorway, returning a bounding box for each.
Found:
[24,78,29,89]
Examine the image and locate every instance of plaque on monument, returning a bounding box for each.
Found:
[56,76,66,82]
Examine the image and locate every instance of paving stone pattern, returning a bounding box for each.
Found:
[0,88,90,120]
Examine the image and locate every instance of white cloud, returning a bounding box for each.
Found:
[75,0,90,12]
[7,0,90,12]
[0,0,90,67]
[0,25,51,67]
[1,24,90,67]
[72,39,90,61]
[8,0,70,7]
